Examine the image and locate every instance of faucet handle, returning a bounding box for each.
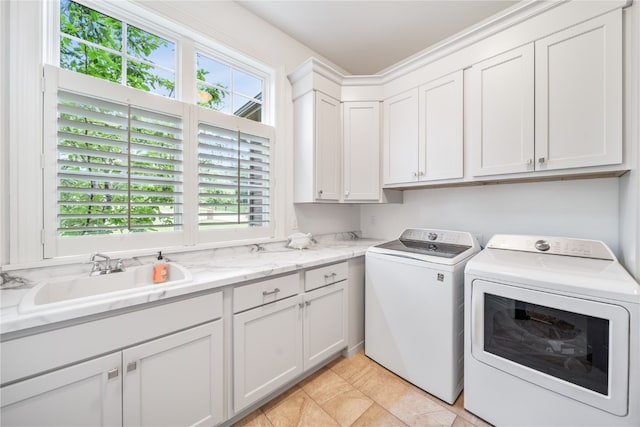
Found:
[114,259,126,271]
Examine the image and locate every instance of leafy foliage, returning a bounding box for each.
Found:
[58,0,188,235]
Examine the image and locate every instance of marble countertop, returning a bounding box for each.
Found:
[0,234,383,336]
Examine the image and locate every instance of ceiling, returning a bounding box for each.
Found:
[236,0,520,75]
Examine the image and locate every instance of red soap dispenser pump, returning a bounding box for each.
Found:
[153,251,168,284]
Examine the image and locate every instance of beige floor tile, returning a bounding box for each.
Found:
[381,387,456,426]
[351,402,408,427]
[352,364,410,406]
[448,393,492,426]
[319,388,374,427]
[263,388,340,427]
[330,352,378,385]
[260,385,302,414]
[299,368,354,405]
[233,410,273,427]
[235,352,491,427]
[400,408,457,427]
[451,415,476,427]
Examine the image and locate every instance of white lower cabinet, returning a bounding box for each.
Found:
[1,321,224,427]
[233,295,304,413]
[303,281,347,371]
[1,352,122,427]
[233,273,347,413]
[123,321,224,427]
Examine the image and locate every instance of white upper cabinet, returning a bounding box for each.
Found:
[534,10,622,171]
[315,92,342,200]
[384,71,464,185]
[418,70,464,181]
[293,90,341,202]
[383,89,420,185]
[471,10,622,177]
[343,101,381,201]
[469,44,535,177]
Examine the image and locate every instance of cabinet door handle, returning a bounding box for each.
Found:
[418,171,424,176]
[305,301,311,307]
[345,191,349,198]
[412,172,418,178]
[298,302,304,309]
[527,158,533,165]
[262,288,280,296]
[538,157,546,164]
[127,361,137,373]
[107,368,119,380]
[317,189,323,197]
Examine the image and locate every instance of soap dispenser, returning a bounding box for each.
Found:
[153,251,168,284]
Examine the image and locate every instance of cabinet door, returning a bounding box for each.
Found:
[343,101,380,201]
[234,295,303,412]
[469,44,535,176]
[1,352,121,426]
[122,321,223,427]
[535,10,622,171]
[303,281,347,371]
[315,91,341,201]
[418,70,463,181]
[383,89,419,184]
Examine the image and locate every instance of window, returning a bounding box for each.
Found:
[196,53,264,122]
[56,90,183,236]
[59,0,176,98]
[197,123,270,229]
[41,0,274,257]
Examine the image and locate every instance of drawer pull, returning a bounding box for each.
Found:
[324,273,337,280]
[262,288,280,296]
[127,361,137,373]
[107,368,119,380]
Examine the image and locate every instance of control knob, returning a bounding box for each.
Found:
[427,232,438,241]
[535,240,551,252]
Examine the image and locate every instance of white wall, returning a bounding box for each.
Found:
[361,178,621,255]
[0,0,8,266]
[618,3,640,279]
[295,204,360,236]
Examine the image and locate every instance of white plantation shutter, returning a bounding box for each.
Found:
[198,123,270,228]
[56,90,183,235]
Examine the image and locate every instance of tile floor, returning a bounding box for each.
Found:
[233,351,492,427]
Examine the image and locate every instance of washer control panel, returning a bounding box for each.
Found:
[399,228,474,246]
[487,235,615,260]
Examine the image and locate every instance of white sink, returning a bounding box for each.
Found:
[19,263,192,313]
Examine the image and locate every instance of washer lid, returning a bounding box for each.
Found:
[375,239,470,259]
[367,228,480,265]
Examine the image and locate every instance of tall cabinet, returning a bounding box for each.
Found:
[293,90,342,202]
[343,101,381,201]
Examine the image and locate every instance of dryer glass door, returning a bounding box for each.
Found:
[470,279,629,416]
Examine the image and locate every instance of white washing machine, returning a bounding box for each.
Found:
[464,234,640,426]
[366,228,480,404]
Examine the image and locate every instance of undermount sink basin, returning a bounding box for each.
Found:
[19,262,192,313]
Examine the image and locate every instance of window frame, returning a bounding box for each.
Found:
[40,0,276,258]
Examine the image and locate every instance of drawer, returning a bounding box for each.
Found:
[305,261,348,292]
[233,273,299,313]
[1,291,223,385]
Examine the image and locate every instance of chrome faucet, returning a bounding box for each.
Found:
[89,253,125,276]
